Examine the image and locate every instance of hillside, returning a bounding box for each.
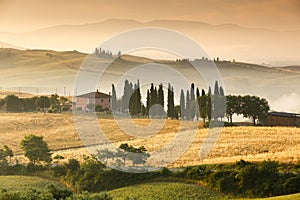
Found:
[107,182,228,200]
[0,48,299,112]
[0,176,67,192]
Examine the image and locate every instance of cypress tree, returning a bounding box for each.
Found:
[214,81,219,95]
[186,90,190,120]
[112,84,117,112]
[146,89,150,116]
[167,83,175,119]
[199,89,207,123]
[135,80,142,115]
[190,83,196,120]
[180,89,185,119]
[207,87,212,122]
[157,83,164,117]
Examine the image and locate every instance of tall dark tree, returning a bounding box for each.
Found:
[167,83,175,119]
[208,86,212,96]
[129,80,142,116]
[146,89,150,116]
[111,84,117,112]
[196,88,200,98]
[185,90,190,120]
[207,88,212,122]
[214,80,219,95]
[199,89,207,123]
[153,86,158,116]
[157,83,164,117]
[180,89,185,119]
[190,83,196,120]
[122,79,132,112]
[135,80,142,115]
[219,86,225,96]
[213,84,226,120]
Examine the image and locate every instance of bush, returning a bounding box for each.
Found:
[46,184,72,199]
[283,175,300,194]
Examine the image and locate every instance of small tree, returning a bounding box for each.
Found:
[5,95,21,112]
[0,145,14,164]
[36,96,50,112]
[20,135,52,164]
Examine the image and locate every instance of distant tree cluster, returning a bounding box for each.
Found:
[226,95,269,125]
[0,94,71,113]
[94,47,121,59]
[97,143,150,167]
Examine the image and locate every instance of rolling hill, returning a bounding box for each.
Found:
[0,48,299,113]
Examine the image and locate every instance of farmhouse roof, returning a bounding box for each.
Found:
[76,90,111,98]
[268,111,300,117]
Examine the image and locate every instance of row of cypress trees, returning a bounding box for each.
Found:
[111,80,224,120]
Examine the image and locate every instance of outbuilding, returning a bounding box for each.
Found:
[266,111,300,127]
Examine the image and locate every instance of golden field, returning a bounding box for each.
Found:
[0,112,299,166]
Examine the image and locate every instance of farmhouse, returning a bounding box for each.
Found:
[74,90,111,111]
[266,111,300,127]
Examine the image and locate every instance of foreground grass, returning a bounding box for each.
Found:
[107,182,228,200]
[239,193,300,200]
[0,175,67,192]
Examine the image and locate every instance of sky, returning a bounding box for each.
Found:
[0,0,299,33]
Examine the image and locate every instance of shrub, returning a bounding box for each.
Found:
[283,175,300,194]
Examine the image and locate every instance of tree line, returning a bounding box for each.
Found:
[93,47,121,59]
[112,80,270,125]
[0,94,70,113]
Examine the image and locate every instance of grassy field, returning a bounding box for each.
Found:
[106,182,300,200]
[107,182,228,200]
[1,175,299,199]
[239,193,300,200]
[0,176,67,192]
[0,112,299,165]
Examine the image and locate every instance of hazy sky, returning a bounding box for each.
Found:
[0,0,299,32]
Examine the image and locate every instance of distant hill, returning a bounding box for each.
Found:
[278,65,300,73]
[0,41,24,49]
[0,19,299,66]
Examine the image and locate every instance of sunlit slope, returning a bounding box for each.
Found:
[0,113,299,165]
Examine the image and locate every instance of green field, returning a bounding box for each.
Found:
[0,176,67,192]
[239,193,300,200]
[107,182,228,200]
[1,176,299,199]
